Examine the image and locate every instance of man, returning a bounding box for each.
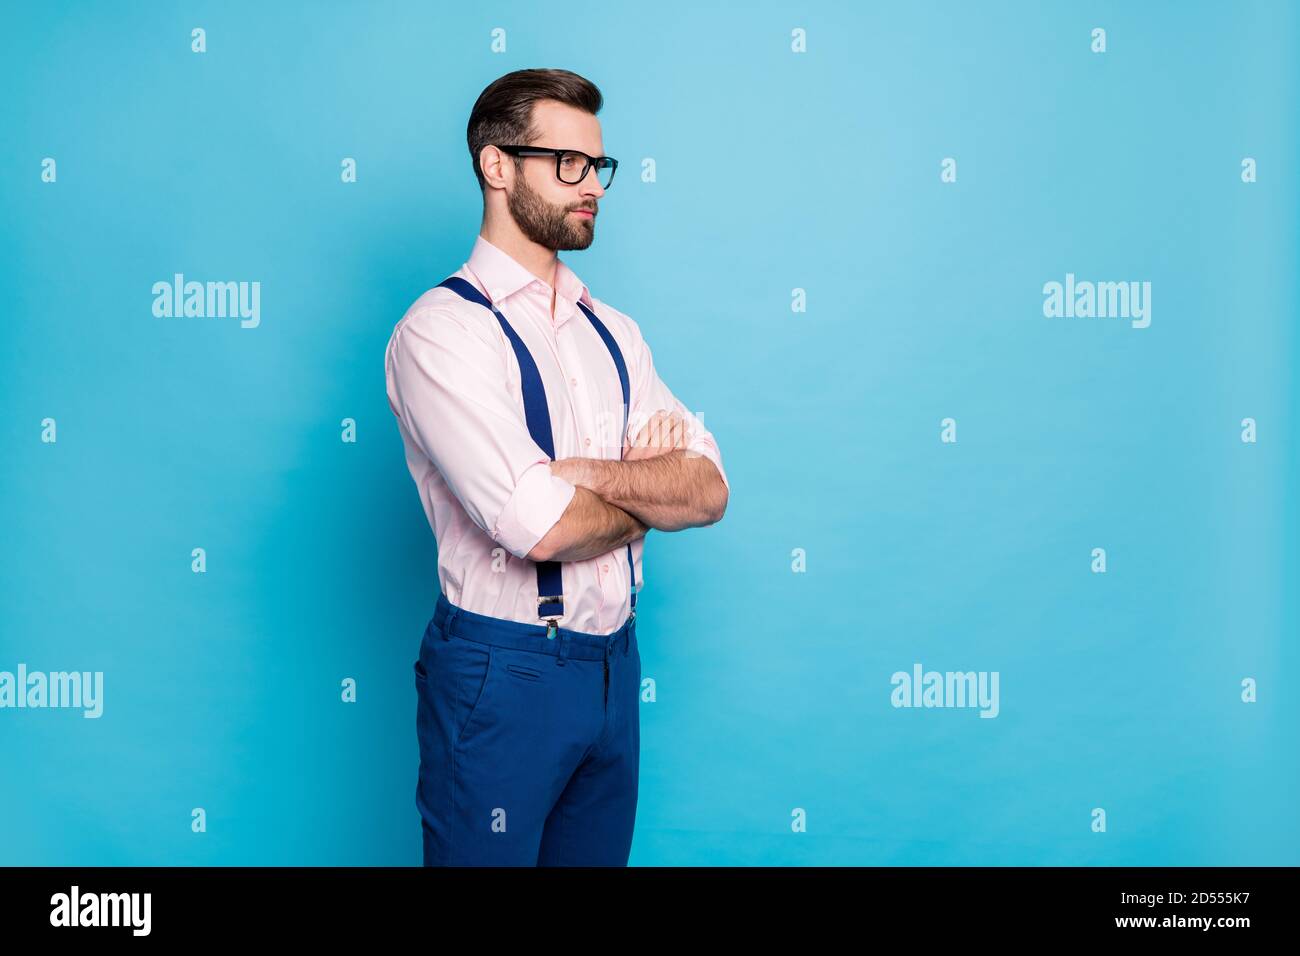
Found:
[384,68,730,866]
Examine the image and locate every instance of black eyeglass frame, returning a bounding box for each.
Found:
[495,145,618,188]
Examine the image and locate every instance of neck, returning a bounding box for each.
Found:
[480,220,557,289]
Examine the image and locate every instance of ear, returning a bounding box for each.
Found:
[480,145,510,188]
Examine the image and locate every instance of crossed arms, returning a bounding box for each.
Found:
[527,412,730,563]
[385,302,729,567]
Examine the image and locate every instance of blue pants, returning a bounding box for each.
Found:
[415,594,641,865]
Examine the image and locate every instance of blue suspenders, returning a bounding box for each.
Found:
[436,275,638,638]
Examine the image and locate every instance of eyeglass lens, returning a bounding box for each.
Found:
[558,151,614,187]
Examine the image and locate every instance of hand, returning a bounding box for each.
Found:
[548,457,587,485]
[624,410,689,461]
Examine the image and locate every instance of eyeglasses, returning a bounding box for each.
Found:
[496,145,618,189]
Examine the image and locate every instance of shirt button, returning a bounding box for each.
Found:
[570,377,577,386]
[584,437,591,446]
[602,564,609,573]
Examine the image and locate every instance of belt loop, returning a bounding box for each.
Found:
[556,627,570,666]
[442,607,457,641]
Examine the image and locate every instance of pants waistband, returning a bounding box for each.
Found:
[431,593,634,662]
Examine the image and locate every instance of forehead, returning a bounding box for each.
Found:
[528,99,603,153]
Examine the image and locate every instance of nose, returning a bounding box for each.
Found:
[578,166,605,199]
[580,176,604,200]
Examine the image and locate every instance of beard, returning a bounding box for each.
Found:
[506,173,595,251]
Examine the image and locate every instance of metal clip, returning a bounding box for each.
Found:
[538,594,563,641]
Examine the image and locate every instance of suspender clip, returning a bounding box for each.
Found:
[538,593,563,641]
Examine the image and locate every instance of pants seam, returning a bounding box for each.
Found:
[447,667,461,865]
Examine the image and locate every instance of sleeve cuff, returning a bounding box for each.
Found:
[493,459,577,560]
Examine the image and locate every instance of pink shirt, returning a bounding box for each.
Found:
[385,235,729,635]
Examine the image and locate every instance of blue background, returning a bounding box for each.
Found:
[2,0,1296,865]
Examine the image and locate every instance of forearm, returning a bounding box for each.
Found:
[555,449,728,532]
[526,485,648,563]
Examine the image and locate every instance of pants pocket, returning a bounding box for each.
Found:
[505,662,543,682]
[415,628,495,748]
[448,637,495,748]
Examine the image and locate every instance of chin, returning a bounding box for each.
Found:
[561,232,595,252]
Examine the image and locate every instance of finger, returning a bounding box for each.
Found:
[647,412,673,450]
[665,416,684,450]
[658,415,679,451]
[633,411,667,447]
[658,412,684,449]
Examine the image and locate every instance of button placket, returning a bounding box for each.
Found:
[556,325,594,456]
[516,286,582,443]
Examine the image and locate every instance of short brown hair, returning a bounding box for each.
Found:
[466,68,604,192]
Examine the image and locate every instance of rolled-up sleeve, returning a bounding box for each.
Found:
[619,311,729,494]
[386,306,576,559]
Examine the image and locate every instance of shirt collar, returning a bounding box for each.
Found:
[466,234,593,323]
